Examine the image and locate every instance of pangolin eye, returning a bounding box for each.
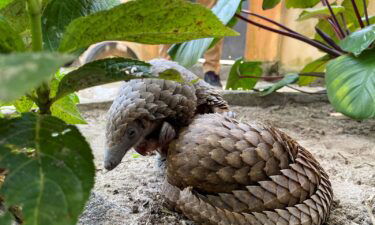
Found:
[127,128,136,138]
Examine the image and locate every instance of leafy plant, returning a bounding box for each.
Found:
[227,0,375,120]
[0,0,237,224]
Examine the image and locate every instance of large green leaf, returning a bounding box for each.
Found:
[0,52,74,101]
[263,0,281,10]
[298,6,345,21]
[53,58,156,101]
[342,0,368,29]
[0,113,95,225]
[51,96,86,124]
[59,0,238,53]
[286,0,320,9]
[0,0,52,34]
[225,58,263,90]
[0,0,29,35]
[326,50,375,120]
[0,210,12,224]
[0,16,25,53]
[260,74,299,96]
[42,0,120,51]
[298,55,330,86]
[169,0,242,67]
[0,0,16,9]
[339,24,375,56]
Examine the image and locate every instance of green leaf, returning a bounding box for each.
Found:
[59,0,238,53]
[225,58,263,90]
[298,6,345,21]
[326,50,375,120]
[0,0,53,34]
[260,74,299,96]
[298,55,330,86]
[342,0,368,29]
[158,69,185,83]
[14,96,34,113]
[0,113,95,225]
[263,0,281,10]
[339,24,375,56]
[169,0,242,67]
[0,52,74,102]
[51,96,86,124]
[53,58,155,101]
[0,0,16,9]
[286,0,320,9]
[0,16,25,53]
[0,0,29,34]
[0,210,12,225]
[42,0,120,51]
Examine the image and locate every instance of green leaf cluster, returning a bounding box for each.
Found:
[225,58,263,90]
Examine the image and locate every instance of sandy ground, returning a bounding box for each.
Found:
[77,101,375,225]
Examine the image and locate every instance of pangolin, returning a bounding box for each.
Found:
[104,59,231,170]
[104,60,333,224]
[164,113,333,225]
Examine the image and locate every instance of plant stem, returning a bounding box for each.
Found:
[235,13,342,57]
[351,0,365,28]
[286,85,327,95]
[315,28,346,53]
[363,0,370,26]
[323,0,346,38]
[27,0,43,51]
[241,10,299,35]
[27,0,51,114]
[239,73,325,80]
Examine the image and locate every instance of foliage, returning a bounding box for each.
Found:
[259,74,299,96]
[339,24,375,56]
[225,58,263,90]
[297,55,331,86]
[326,50,375,120]
[230,0,375,120]
[297,6,345,21]
[59,0,238,53]
[0,0,236,224]
[0,113,95,225]
[168,0,241,68]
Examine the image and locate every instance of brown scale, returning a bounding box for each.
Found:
[164,114,333,225]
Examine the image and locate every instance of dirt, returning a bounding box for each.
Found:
[77,101,375,225]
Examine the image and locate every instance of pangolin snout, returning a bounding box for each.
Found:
[104,145,127,171]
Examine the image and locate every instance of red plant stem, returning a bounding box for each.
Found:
[235,13,342,57]
[241,10,299,35]
[327,19,344,39]
[286,85,327,95]
[351,0,365,28]
[238,73,325,80]
[323,0,346,38]
[363,0,370,26]
[315,28,346,53]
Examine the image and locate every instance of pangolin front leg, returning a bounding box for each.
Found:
[164,113,333,225]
